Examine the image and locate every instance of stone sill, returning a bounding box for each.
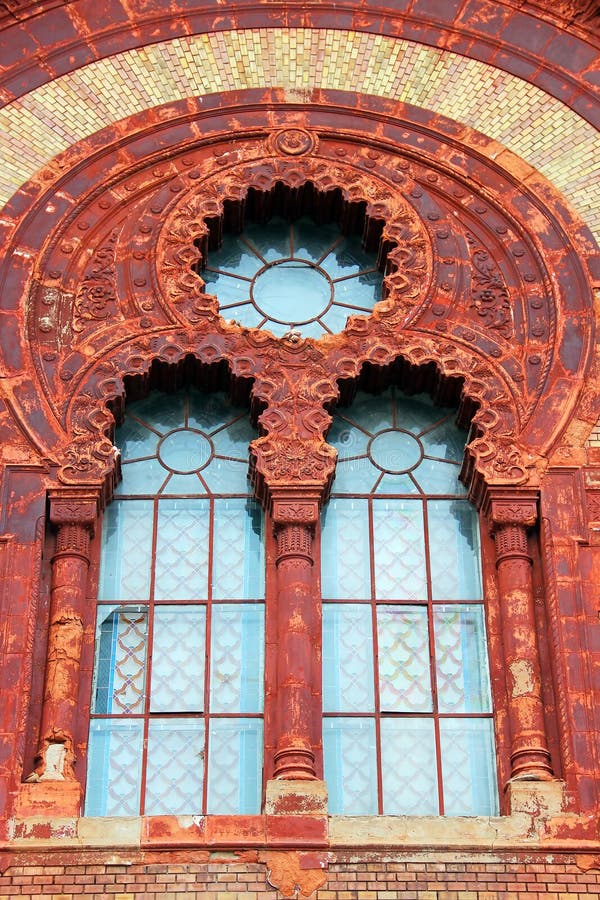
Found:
[4,779,599,853]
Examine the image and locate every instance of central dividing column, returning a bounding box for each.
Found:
[271,495,320,780]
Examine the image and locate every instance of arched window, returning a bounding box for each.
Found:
[321,387,498,816]
[85,387,264,816]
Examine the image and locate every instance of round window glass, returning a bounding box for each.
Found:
[203,215,383,339]
[158,428,213,473]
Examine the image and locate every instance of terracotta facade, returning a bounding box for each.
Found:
[0,1,600,896]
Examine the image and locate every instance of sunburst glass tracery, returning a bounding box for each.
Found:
[203,214,383,338]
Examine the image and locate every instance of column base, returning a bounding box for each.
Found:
[265,778,328,815]
[15,780,82,818]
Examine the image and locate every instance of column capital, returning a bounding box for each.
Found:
[271,492,321,529]
[48,489,101,533]
[481,487,539,532]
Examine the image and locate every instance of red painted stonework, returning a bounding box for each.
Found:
[0,1,599,897]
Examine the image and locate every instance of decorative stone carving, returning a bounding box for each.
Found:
[468,243,514,340]
[72,229,119,334]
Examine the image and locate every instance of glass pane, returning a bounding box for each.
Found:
[320,235,369,278]
[155,499,209,599]
[92,607,148,715]
[206,234,262,279]
[203,270,250,305]
[145,719,204,815]
[85,719,143,816]
[333,273,381,308]
[207,718,263,814]
[323,718,377,815]
[211,415,255,458]
[377,606,432,712]
[244,217,291,261]
[116,458,167,496]
[330,458,377,494]
[394,393,444,436]
[380,719,438,815]
[420,418,466,462]
[375,473,419,495]
[212,499,264,599]
[210,604,264,713]
[327,417,371,459]
[428,501,482,599]
[202,458,252,494]
[162,472,206,496]
[433,605,492,713]
[414,458,464,496]
[292,217,339,262]
[98,500,153,601]
[323,604,374,712]
[373,499,427,600]
[129,392,185,435]
[440,718,498,815]
[118,416,159,461]
[321,499,370,599]
[150,606,205,712]
[343,390,393,435]
[187,389,237,433]
[320,303,351,334]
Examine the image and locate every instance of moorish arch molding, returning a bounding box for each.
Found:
[2,104,593,482]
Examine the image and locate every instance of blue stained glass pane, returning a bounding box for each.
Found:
[207,718,263,814]
[212,499,264,599]
[204,270,250,304]
[439,718,498,815]
[323,718,377,815]
[145,719,204,815]
[118,417,159,461]
[331,458,377,494]
[420,418,467,461]
[414,459,465,496]
[428,500,482,599]
[115,458,167,496]
[321,499,370,599]
[92,606,148,715]
[393,393,446,435]
[210,604,264,713]
[342,390,394,435]
[333,273,382,308]
[244,217,291,261]
[321,304,352,334]
[206,235,262,278]
[323,604,374,712]
[155,499,209,599]
[375,473,420,494]
[210,416,254,457]
[98,500,153,601]
[203,458,252,494]
[327,418,371,459]
[187,389,234,432]
[380,719,438,815]
[433,605,492,713]
[320,235,371,278]
[128,392,185,434]
[226,303,264,329]
[151,606,206,711]
[296,320,327,339]
[161,472,207,496]
[373,499,427,600]
[85,719,143,816]
[292,217,339,262]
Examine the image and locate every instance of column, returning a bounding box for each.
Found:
[486,489,553,781]
[30,491,99,781]
[271,495,320,781]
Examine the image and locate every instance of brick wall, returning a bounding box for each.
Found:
[0,856,597,898]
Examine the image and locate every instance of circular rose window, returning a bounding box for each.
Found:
[203,215,383,338]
